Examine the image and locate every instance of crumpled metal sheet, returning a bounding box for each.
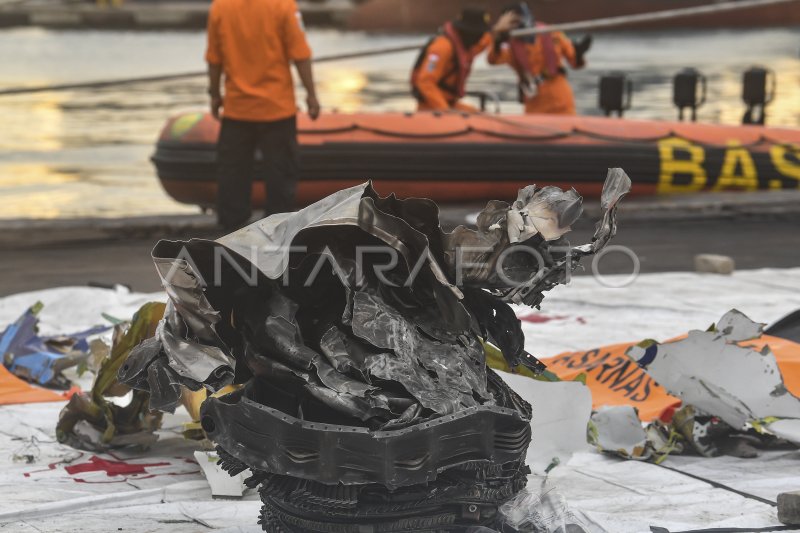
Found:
[449,168,631,307]
[627,309,800,436]
[121,172,627,429]
[116,176,631,530]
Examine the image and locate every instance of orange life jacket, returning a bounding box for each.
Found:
[538,24,560,78]
[509,23,561,81]
[411,21,474,102]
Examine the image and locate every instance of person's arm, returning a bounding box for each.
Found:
[208,63,223,119]
[557,32,580,69]
[284,3,320,120]
[205,1,224,119]
[294,59,319,120]
[490,12,519,43]
[488,41,511,65]
[486,12,518,65]
[571,34,592,69]
[414,39,453,110]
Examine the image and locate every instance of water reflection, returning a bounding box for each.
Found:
[0,27,798,219]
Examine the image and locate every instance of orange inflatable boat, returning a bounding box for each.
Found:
[153,111,800,209]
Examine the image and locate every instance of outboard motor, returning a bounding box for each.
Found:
[673,68,706,122]
[599,73,633,117]
[742,66,775,125]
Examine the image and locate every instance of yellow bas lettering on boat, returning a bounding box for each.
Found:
[714,140,758,191]
[770,144,800,189]
[657,137,707,193]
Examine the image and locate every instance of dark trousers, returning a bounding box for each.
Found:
[216,115,299,230]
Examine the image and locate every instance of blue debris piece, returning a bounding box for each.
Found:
[0,302,110,389]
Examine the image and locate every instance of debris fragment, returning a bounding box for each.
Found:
[778,490,800,525]
[627,309,800,436]
[498,485,589,533]
[56,302,166,452]
[194,450,248,498]
[498,370,593,475]
[120,173,630,531]
[694,253,735,275]
[1,302,109,389]
[589,405,651,460]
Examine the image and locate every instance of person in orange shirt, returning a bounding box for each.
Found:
[206,0,320,231]
[489,2,591,115]
[411,8,519,112]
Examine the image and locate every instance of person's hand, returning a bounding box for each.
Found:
[210,94,223,120]
[306,94,320,120]
[492,11,520,36]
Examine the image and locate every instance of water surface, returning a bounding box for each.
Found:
[0,27,798,219]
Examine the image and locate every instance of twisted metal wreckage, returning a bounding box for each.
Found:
[118,169,631,532]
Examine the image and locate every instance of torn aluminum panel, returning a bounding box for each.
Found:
[590,405,651,460]
[499,370,593,475]
[627,309,800,435]
[1,302,109,389]
[119,173,628,531]
[57,302,165,452]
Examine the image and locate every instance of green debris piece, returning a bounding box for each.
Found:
[56,302,166,452]
[30,301,44,316]
[483,340,560,382]
[101,312,126,326]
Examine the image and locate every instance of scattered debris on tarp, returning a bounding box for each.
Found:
[1,302,109,389]
[119,172,630,531]
[56,302,166,452]
[540,317,800,423]
[628,309,800,454]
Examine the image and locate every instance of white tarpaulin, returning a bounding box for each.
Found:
[1,269,800,532]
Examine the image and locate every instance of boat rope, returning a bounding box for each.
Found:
[0,0,797,97]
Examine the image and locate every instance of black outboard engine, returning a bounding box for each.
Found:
[598,73,633,117]
[673,68,706,122]
[742,66,775,125]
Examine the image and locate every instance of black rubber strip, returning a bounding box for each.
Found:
[654,462,777,507]
[650,525,797,532]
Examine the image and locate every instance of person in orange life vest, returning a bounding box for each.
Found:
[488,2,591,115]
[411,8,519,112]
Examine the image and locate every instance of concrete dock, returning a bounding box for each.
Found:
[1,190,799,296]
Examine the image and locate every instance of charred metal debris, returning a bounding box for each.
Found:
[119,170,630,532]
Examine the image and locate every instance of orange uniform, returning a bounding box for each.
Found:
[412,28,493,112]
[205,0,311,122]
[489,30,581,115]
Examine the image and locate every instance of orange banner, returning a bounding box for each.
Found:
[541,334,800,421]
[0,363,64,405]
